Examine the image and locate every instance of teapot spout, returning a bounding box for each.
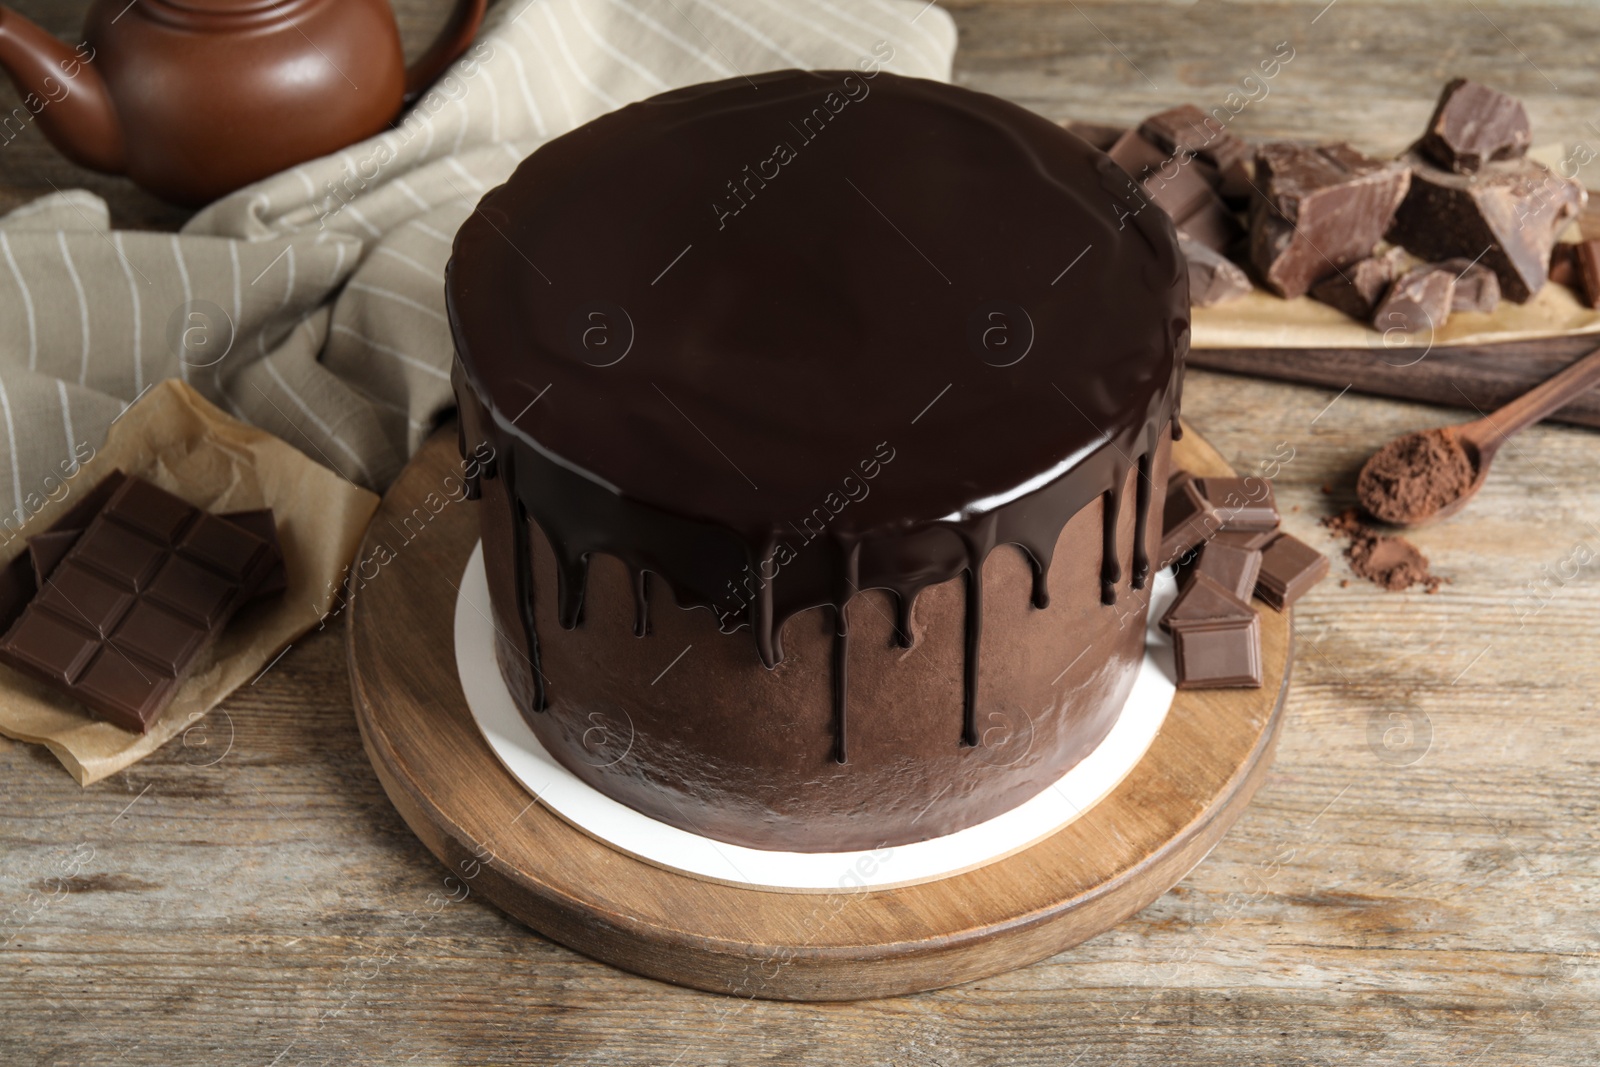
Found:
[0,6,124,174]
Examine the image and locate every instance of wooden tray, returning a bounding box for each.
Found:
[1191,334,1600,429]
[346,426,1292,1001]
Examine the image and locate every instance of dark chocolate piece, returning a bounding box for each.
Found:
[0,477,276,732]
[1440,256,1501,314]
[1418,78,1532,174]
[1161,477,1223,567]
[1249,143,1412,298]
[222,510,287,603]
[28,530,81,584]
[1372,265,1455,334]
[1109,128,1239,252]
[1255,533,1329,610]
[1195,477,1279,532]
[1062,120,1126,152]
[1179,235,1252,307]
[1161,570,1255,634]
[1387,151,1585,302]
[1550,242,1579,289]
[1173,612,1263,689]
[1214,528,1278,552]
[1309,250,1400,320]
[1575,240,1600,309]
[1217,158,1254,209]
[1140,104,1248,171]
[1193,539,1263,602]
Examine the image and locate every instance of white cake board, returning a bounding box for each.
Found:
[456,543,1178,891]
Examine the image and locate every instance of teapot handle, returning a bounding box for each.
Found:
[403,0,489,102]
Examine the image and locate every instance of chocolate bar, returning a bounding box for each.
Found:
[1418,78,1532,173]
[1255,533,1329,611]
[1372,265,1455,333]
[1309,251,1400,320]
[1195,477,1279,532]
[1179,235,1252,307]
[0,477,280,732]
[1387,151,1584,302]
[1441,256,1502,314]
[1249,143,1411,298]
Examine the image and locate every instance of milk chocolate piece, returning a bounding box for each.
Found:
[1419,78,1532,174]
[1217,158,1254,209]
[1387,151,1585,302]
[1440,256,1502,313]
[1177,196,1245,255]
[1140,104,1248,171]
[1193,539,1263,602]
[1550,242,1579,289]
[1161,569,1255,634]
[1250,143,1412,298]
[1195,477,1279,532]
[0,477,277,732]
[1161,477,1223,567]
[1309,251,1399,320]
[1179,235,1252,307]
[1575,239,1600,309]
[1214,528,1278,552]
[1372,265,1455,333]
[1173,612,1262,689]
[1255,532,1329,610]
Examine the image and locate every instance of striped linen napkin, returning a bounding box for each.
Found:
[0,0,956,530]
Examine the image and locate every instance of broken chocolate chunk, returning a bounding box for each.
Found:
[1418,78,1532,174]
[1309,250,1401,320]
[1387,151,1585,302]
[1550,242,1579,289]
[1575,239,1600,309]
[1179,235,1253,307]
[1139,104,1249,172]
[1250,143,1412,298]
[1439,256,1501,314]
[1160,476,1223,567]
[1192,538,1264,603]
[1372,265,1455,334]
[1162,570,1256,634]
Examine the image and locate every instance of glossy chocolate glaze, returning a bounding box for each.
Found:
[448,71,1186,772]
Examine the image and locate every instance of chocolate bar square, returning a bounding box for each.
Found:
[1255,533,1330,611]
[1174,613,1263,689]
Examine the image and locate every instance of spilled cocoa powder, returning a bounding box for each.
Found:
[1322,508,1447,593]
[1356,427,1477,525]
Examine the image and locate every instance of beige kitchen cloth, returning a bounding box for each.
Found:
[0,380,379,784]
[0,0,958,513]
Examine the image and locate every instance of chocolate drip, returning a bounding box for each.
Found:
[633,570,652,637]
[504,452,547,713]
[1099,485,1124,606]
[832,603,849,764]
[1131,448,1153,591]
[447,71,1187,761]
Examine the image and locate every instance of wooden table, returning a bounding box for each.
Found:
[3,2,1598,1063]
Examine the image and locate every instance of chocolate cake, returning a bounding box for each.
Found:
[447,71,1188,852]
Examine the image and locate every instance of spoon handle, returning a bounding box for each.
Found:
[1480,343,1600,442]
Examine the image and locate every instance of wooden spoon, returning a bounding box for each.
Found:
[1358,342,1600,527]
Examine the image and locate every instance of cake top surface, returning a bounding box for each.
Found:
[448,69,1186,536]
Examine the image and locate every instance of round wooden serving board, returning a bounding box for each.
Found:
[347,425,1292,1001]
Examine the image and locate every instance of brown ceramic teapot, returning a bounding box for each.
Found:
[0,0,488,205]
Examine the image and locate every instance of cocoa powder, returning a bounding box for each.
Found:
[1322,508,1446,593]
[1357,427,1476,525]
